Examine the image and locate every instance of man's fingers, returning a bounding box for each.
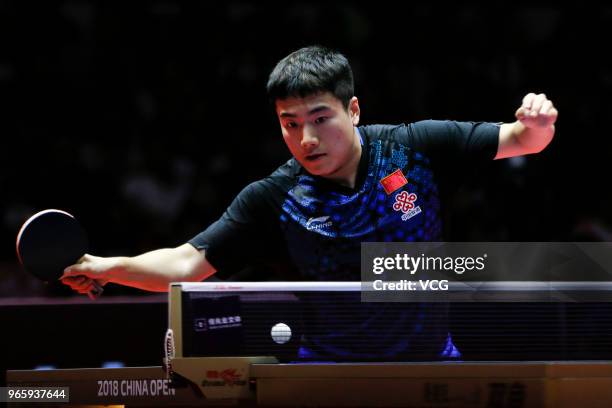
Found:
[61,254,94,279]
[517,93,557,127]
[522,93,545,114]
[546,107,559,124]
[530,93,547,114]
[62,264,91,279]
[521,92,549,110]
[78,282,94,294]
[61,268,78,280]
[539,100,553,115]
[522,92,537,109]
[60,276,86,286]
[77,253,93,263]
[60,276,93,291]
[516,106,528,119]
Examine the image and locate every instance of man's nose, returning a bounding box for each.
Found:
[301,124,319,149]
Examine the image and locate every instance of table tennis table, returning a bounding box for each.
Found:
[7,360,612,407]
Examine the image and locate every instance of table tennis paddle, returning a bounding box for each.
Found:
[16,209,103,299]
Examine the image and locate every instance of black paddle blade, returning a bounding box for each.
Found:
[16,209,89,282]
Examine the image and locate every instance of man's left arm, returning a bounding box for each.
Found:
[496,92,558,159]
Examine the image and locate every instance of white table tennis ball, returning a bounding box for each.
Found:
[270,323,291,344]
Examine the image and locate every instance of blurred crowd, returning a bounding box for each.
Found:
[1,3,612,296]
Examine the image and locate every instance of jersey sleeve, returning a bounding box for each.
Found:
[188,180,277,279]
[407,120,500,159]
[362,120,500,161]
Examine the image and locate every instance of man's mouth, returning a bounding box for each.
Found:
[305,153,326,162]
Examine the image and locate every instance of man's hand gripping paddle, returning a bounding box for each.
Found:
[16,209,103,299]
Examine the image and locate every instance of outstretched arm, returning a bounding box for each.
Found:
[496,92,558,159]
[61,243,216,293]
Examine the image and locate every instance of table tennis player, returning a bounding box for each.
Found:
[61,45,557,360]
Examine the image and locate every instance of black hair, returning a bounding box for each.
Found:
[266,45,354,108]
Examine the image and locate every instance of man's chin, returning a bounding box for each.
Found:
[305,168,326,176]
[300,161,327,175]
[306,167,338,180]
[300,160,341,179]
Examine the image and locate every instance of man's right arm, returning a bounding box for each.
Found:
[60,243,216,293]
[62,179,277,295]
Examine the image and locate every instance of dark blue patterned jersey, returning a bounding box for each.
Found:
[189,120,499,360]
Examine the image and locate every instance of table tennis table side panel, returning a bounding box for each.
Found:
[250,362,551,378]
[7,366,164,381]
[251,362,612,408]
[255,377,548,408]
[250,362,612,408]
[6,366,209,407]
[544,361,612,377]
[7,362,612,407]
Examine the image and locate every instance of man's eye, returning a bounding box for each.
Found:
[314,116,328,125]
[286,122,298,129]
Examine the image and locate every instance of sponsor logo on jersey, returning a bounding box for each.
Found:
[306,216,333,231]
[393,190,422,221]
[380,169,408,194]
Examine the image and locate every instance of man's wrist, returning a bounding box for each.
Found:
[105,256,129,282]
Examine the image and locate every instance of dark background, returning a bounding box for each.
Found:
[1,3,611,370]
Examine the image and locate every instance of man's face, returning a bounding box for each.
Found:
[275,92,361,184]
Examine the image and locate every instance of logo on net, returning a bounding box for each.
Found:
[194,316,242,332]
[306,216,333,231]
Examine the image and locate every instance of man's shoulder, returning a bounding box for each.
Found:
[359,122,431,145]
[250,158,300,192]
[359,123,409,142]
[359,121,453,143]
[266,157,300,184]
[231,160,299,207]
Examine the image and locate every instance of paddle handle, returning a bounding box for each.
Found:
[87,280,104,300]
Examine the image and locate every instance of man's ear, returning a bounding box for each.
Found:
[349,96,360,126]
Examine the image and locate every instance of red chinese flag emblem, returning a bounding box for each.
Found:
[380,169,408,195]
